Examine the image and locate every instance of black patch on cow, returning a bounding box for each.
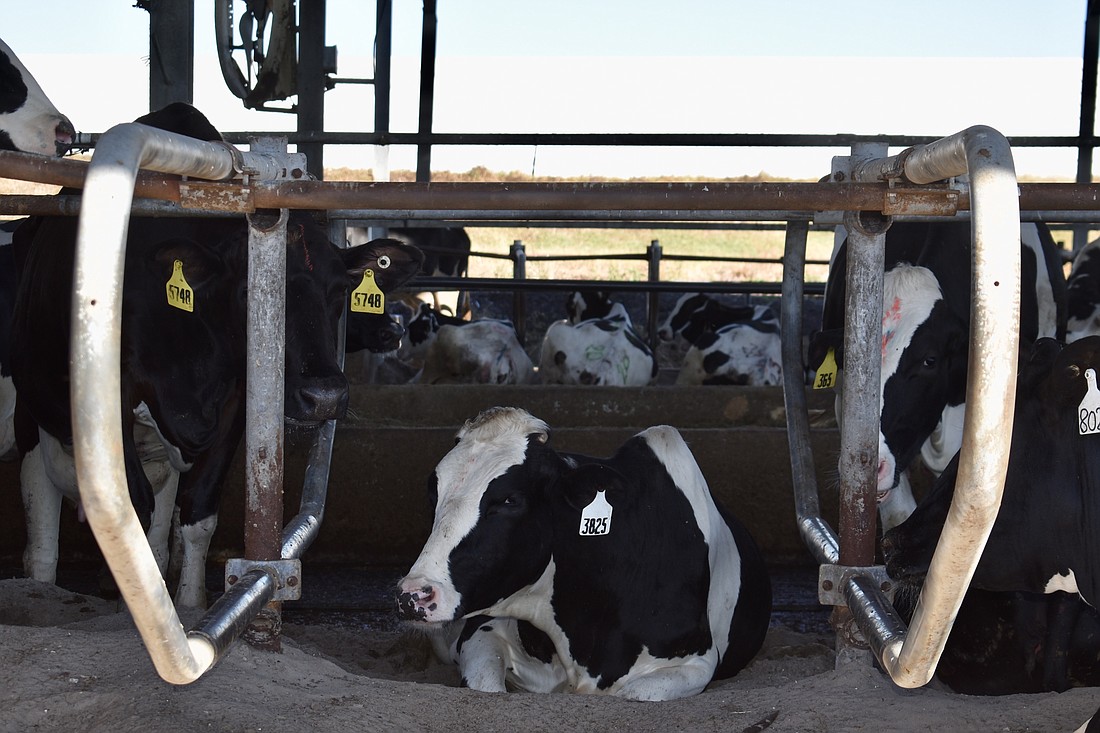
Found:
[702,349,731,375]
[0,47,28,116]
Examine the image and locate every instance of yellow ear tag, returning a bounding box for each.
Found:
[166,259,194,313]
[350,269,385,314]
[814,347,838,390]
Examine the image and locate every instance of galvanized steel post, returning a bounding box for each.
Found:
[511,240,527,344]
[647,239,662,351]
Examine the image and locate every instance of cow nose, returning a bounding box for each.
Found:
[54,116,75,156]
[289,374,350,421]
[395,584,436,621]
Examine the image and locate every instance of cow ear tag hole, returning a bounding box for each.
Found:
[166,259,194,313]
[814,347,838,390]
[579,490,613,536]
[1078,368,1100,436]
[350,269,385,314]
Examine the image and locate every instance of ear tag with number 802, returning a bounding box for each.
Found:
[1079,368,1100,435]
[166,259,194,313]
[579,490,613,536]
[350,269,385,314]
[814,347,838,390]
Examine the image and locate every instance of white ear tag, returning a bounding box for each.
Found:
[579,490,613,536]
[1079,368,1100,435]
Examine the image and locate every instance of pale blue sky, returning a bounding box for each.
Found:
[3,1,1095,178]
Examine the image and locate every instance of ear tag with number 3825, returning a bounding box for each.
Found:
[814,347,838,390]
[350,269,385,314]
[166,259,194,313]
[579,490,613,536]
[1079,368,1100,435]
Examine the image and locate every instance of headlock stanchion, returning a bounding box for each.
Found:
[0,122,1039,686]
[781,125,1023,687]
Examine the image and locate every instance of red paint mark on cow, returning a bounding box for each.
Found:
[881,296,902,357]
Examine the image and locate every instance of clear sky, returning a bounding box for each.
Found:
[3,1,1094,179]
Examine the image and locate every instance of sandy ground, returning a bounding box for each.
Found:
[0,579,1097,732]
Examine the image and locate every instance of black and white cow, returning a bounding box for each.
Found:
[809,221,1066,529]
[539,303,657,386]
[675,309,783,386]
[565,289,614,325]
[0,38,74,156]
[1068,240,1100,343]
[396,406,771,700]
[11,103,423,606]
[657,293,769,346]
[882,336,1100,693]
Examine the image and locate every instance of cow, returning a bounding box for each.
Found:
[808,221,1066,529]
[0,37,74,156]
[419,319,535,385]
[1067,240,1100,343]
[882,336,1100,693]
[539,303,657,386]
[675,309,783,386]
[395,406,771,700]
[657,293,769,346]
[565,289,614,324]
[11,103,423,607]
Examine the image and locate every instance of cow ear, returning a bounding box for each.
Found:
[808,328,844,370]
[560,463,629,513]
[342,237,424,293]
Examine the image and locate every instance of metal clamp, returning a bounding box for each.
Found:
[225,558,302,601]
[818,564,895,606]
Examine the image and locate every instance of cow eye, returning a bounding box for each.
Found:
[922,355,937,369]
[377,255,391,270]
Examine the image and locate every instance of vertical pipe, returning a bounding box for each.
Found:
[647,239,662,351]
[1075,0,1100,252]
[781,220,840,565]
[147,0,194,109]
[243,206,288,651]
[511,240,526,345]
[415,0,438,182]
[298,0,327,178]
[374,0,393,136]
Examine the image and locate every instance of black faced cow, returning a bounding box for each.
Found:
[396,406,771,700]
[675,308,783,386]
[565,289,614,325]
[1068,240,1100,343]
[0,37,74,156]
[11,103,423,607]
[809,221,1066,529]
[882,336,1100,693]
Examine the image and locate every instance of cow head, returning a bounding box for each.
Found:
[396,407,560,625]
[566,290,612,324]
[883,337,1100,605]
[658,293,758,344]
[282,218,422,424]
[0,38,74,156]
[809,264,969,501]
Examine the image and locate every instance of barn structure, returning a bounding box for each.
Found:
[2,1,1100,726]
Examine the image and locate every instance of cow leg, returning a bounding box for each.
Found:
[172,512,217,608]
[144,465,179,578]
[609,654,716,701]
[20,443,63,583]
[0,375,18,460]
[454,617,567,694]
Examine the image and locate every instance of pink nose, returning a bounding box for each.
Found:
[395,583,437,621]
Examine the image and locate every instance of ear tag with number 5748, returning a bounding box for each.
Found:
[166,259,194,313]
[1079,368,1100,435]
[579,490,613,536]
[814,347,838,390]
[350,269,385,314]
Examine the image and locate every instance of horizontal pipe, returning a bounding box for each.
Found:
[189,568,278,662]
[401,276,826,296]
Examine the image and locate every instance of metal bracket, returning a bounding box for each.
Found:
[225,558,302,601]
[819,564,895,606]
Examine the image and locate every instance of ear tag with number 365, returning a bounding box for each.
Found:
[1079,368,1100,435]
[814,347,838,390]
[350,269,385,314]
[166,259,194,313]
[579,490,613,536]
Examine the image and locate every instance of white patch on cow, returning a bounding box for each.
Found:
[133,401,193,472]
[675,320,782,386]
[400,408,549,623]
[420,320,534,385]
[539,305,654,386]
[455,617,569,693]
[1021,223,1058,340]
[0,38,72,156]
[171,511,217,608]
[877,471,917,533]
[1044,569,1081,596]
[920,403,966,476]
[876,265,943,494]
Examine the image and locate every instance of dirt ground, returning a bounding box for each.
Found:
[0,579,1097,733]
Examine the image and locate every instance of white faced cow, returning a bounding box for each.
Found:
[539,303,656,386]
[809,221,1066,530]
[420,319,535,385]
[396,406,771,700]
[0,38,74,156]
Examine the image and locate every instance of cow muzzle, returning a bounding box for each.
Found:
[395,577,457,624]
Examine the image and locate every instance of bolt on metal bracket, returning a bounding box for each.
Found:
[819,564,896,606]
[225,558,302,601]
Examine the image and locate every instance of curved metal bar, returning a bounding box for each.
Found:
[69,122,297,685]
[848,125,1022,688]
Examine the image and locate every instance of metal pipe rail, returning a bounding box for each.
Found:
[66,122,312,685]
[803,125,1023,688]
